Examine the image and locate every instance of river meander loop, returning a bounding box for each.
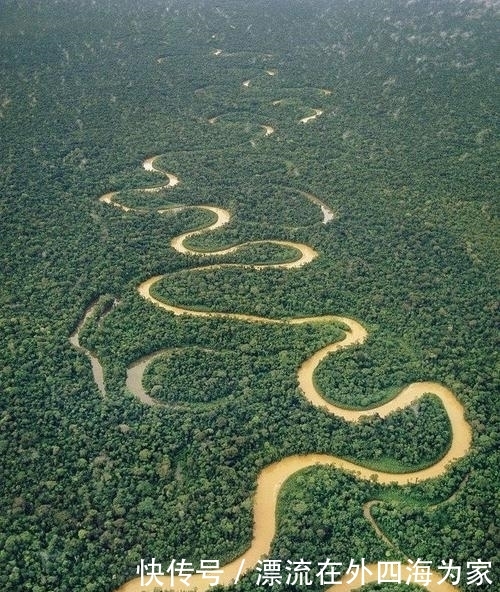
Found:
[95,134,471,592]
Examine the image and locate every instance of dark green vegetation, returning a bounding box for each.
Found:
[0,0,498,591]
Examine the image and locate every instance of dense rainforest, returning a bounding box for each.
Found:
[0,1,498,591]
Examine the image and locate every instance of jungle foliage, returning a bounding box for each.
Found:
[0,1,498,591]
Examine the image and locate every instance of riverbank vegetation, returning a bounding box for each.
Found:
[0,1,497,591]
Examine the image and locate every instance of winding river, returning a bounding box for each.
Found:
[69,302,106,397]
[88,102,472,591]
[300,108,323,123]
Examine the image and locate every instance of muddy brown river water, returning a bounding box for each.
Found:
[89,138,471,592]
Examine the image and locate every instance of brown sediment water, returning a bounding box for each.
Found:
[126,354,162,406]
[118,293,470,591]
[300,108,323,123]
[103,112,470,592]
[98,158,179,211]
[115,386,469,592]
[297,189,335,224]
[126,349,191,407]
[142,156,179,188]
[69,303,106,397]
[363,500,395,550]
[168,205,231,254]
